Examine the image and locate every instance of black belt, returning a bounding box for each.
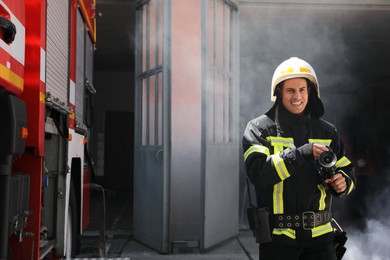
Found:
[273,211,332,230]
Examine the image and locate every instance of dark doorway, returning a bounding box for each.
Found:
[104,111,134,192]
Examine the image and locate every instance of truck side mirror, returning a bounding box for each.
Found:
[0,16,16,44]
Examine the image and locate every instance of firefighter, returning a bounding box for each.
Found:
[242,57,356,260]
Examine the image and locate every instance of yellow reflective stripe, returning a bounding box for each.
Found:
[273,182,284,214]
[267,136,294,147]
[0,63,24,91]
[274,145,282,153]
[267,136,293,218]
[339,170,355,194]
[243,145,270,161]
[40,92,46,103]
[281,67,311,75]
[336,156,352,168]
[308,139,332,146]
[281,67,295,74]
[348,173,355,193]
[271,154,290,180]
[317,185,327,211]
[273,228,296,239]
[312,222,333,238]
[300,67,311,73]
[267,137,292,216]
[348,181,355,194]
[273,223,332,239]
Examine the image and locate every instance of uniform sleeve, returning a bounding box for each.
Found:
[242,121,313,187]
[330,129,357,198]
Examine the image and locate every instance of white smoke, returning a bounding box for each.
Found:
[345,220,390,260]
[343,173,390,260]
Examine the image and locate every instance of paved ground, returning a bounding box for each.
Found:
[75,188,259,260]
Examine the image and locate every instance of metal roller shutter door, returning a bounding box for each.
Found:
[85,36,94,86]
[46,0,70,104]
[76,10,85,124]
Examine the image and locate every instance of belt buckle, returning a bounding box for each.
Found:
[302,211,316,230]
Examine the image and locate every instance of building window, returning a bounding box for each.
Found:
[137,0,164,147]
[204,0,238,144]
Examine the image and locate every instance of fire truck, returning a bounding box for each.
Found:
[0,0,96,259]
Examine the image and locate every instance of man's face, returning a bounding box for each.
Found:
[280,78,310,115]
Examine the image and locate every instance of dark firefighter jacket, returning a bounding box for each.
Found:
[242,103,356,242]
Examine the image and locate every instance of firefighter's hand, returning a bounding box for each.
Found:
[313,143,329,160]
[324,173,347,193]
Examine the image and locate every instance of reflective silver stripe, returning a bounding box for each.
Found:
[312,222,333,238]
[336,156,352,168]
[271,154,290,180]
[267,136,294,147]
[308,139,332,146]
[243,145,270,161]
[273,182,284,214]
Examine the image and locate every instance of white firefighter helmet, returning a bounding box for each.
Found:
[271,57,320,101]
